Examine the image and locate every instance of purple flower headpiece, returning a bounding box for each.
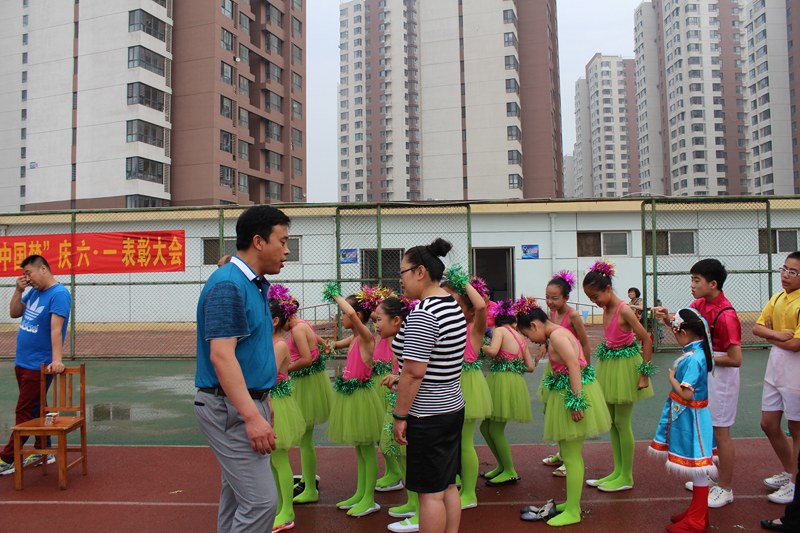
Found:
[490,299,516,319]
[552,270,576,291]
[469,276,490,299]
[401,295,419,316]
[588,260,615,279]
[512,296,539,316]
[267,284,298,320]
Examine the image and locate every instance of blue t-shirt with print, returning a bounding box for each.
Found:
[195,259,277,391]
[16,283,71,370]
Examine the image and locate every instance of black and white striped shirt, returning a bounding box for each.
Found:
[393,295,466,417]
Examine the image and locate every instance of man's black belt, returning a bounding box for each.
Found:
[198,387,270,401]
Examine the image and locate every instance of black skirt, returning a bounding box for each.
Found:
[405,408,464,493]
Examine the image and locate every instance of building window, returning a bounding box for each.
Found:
[221,0,233,18]
[292,128,303,148]
[292,17,302,37]
[220,95,233,118]
[266,90,282,112]
[220,61,233,84]
[219,165,234,186]
[129,9,167,41]
[220,130,233,153]
[292,0,302,10]
[503,9,517,24]
[238,44,250,65]
[292,100,302,119]
[577,231,628,257]
[503,32,517,47]
[758,229,799,254]
[504,55,519,70]
[239,13,251,33]
[266,120,282,141]
[292,156,303,177]
[644,230,695,255]
[507,150,522,165]
[266,150,282,171]
[238,75,250,96]
[126,156,165,184]
[508,173,522,189]
[127,82,165,111]
[238,107,249,128]
[221,28,234,50]
[292,185,303,202]
[267,181,282,200]
[267,61,282,82]
[126,119,164,147]
[267,2,284,26]
[505,78,519,93]
[266,32,283,54]
[128,46,165,76]
[507,125,521,140]
[506,102,520,117]
[126,195,167,208]
[292,44,303,63]
[292,72,302,92]
[238,140,250,161]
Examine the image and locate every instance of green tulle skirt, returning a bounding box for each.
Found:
[596,353,654,404]
[486,370,532,423]
[271,394,306,450]
[461,367,492,421]
[327,384,384,445]
[543,380,612,442]
[292,368,333,430]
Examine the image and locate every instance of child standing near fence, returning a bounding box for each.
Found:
[480,300,535,486]
[283,294,332,505]
[540,271,591,477]
[268,292,307,532]
[753,252,800,506]
[325,285,384,517]
[649,308,716,533]
[655,258,742,508]
[582,261,654,492]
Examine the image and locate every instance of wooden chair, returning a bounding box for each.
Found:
[12,363,87,490]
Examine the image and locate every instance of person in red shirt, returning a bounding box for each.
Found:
[656,259,742,509]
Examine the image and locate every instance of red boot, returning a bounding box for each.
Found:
[666,486,709,533]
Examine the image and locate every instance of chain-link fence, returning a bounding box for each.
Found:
[642,196,800,350]
[0,203,472,359]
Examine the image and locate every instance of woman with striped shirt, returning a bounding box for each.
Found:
[392,239,467,533]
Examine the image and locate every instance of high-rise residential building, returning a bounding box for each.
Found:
[337,0,562,202]
[0,0,305,211]
[337,0,420,204]
[636,0,747,197]
[562,154,576,198]
[577,54,639,198]
[571,77,592,198]
[744,0,794,195]
[418,0,562,200]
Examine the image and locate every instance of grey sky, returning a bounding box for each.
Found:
[306,0,642,203]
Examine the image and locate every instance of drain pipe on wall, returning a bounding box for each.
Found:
[549,212,557,274]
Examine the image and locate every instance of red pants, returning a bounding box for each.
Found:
[0,366,52,464]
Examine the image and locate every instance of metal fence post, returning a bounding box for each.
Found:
[640,201,649,335]
[766,199,773,297]
[218,208,225,259]
[650,198,659,352]
[376,205,382,285]
[467,204,474,275]
[69,211,76,360]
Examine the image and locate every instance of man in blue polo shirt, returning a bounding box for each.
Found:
[195,205,290,532]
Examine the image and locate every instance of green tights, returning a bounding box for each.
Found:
[293,428,319,503]
[460,419,479,507]
[548,438,584,526]
[595,403,635,490]
[271,449,295,526]
[337,444,378,516]
[388,455,419,524]
[479,419,518,483]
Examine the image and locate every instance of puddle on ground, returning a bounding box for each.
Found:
[90,402,183,422]
[127,375,196,395]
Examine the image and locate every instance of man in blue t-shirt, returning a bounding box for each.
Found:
[195,205,290,532]
[0,255,71,475]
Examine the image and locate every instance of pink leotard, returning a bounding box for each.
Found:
[604,302,634,349]
[551,306,578,339]
[276,371,289,383]
[342,340,372,382]
[288,320,320,363]
[373,337,393,364]
[464,323,481,364]
[550,329,588,374]
[497,326,526,361]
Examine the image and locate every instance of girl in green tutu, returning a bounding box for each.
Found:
[442,267,492,510]
[267,293,308,532]
[480,299,535,486]
[582,261,654,493]
[518,308,611,526]
[324,285,385,518]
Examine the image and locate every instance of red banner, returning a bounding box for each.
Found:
[0,231,185,276]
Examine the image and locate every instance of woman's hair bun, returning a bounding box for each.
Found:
[427,238,453,258]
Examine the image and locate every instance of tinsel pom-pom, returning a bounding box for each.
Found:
[553,270,576,291]
[322,281,342,303]
[401,296,419,316]
[512,296,539,316]
[594,340,641,361]
[443,265,470,295]
[356,284,391,312]
[267,283,292,302]
[469,276,490,299]
[588,260,615,279]
[279,299,299,320]
[637,360,658,377]
[562,389,589,412]
[491,299,516,319]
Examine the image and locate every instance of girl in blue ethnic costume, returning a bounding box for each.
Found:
[649,308,716,533]
[324,284,384,518]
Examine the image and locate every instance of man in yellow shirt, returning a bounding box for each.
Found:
[754,252,800,508]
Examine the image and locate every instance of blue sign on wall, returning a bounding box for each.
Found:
[340,248,358,264]
[521,244,539,260]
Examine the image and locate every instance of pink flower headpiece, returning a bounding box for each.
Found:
[401,295,419,316]
[588,260,615,279]
[469,276,490,299]
[490,299,516,319]
[552,270,576,291]
[267,284,298,320]
[512,296,539,316]
[355,285,395,313]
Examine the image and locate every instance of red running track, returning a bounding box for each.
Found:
[0,439,783,532]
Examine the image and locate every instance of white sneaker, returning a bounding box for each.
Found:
[768,482,795,504]
[707,485,734,508]
[764,472,792,490]
[388,518,419,533]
